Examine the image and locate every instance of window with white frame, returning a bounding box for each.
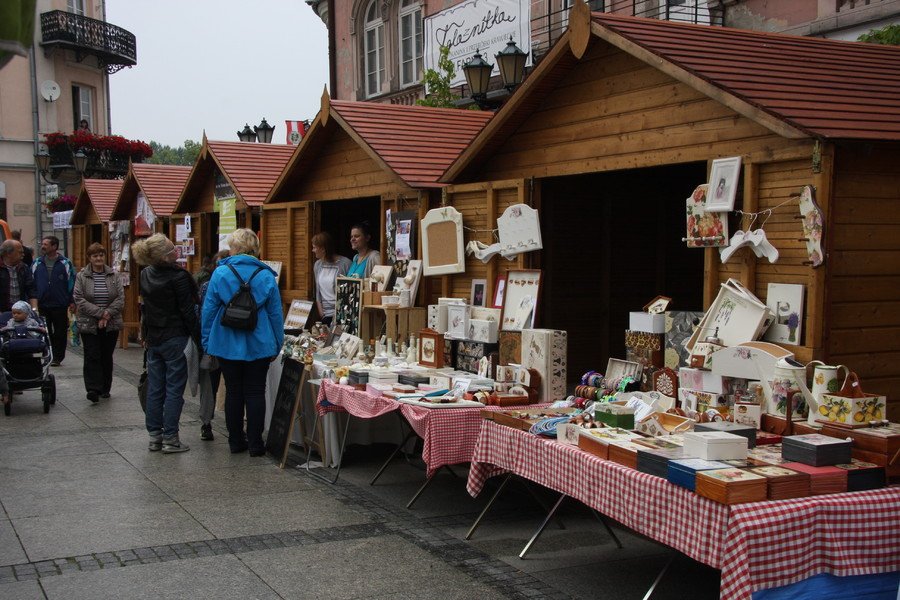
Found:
[67,0,85,15]
[398,0,423,87]
[71,84,93,131]
[364,0,385,97]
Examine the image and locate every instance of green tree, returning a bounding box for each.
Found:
[857,24,900,45]
[417,45,460,108]
[147,139,201,166]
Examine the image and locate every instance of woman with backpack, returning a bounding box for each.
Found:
[201,229,283,456]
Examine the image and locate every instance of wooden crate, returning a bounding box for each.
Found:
[383,307,426,341]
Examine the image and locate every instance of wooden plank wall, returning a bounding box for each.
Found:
[476,42,804,182]
[828,143,900,420]
[261,201,310,313]
[71,226,87,271]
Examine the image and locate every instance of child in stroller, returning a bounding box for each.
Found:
[0,301,55,415]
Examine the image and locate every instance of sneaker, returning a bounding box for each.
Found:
[86,391,99,403]
[162,437,190,454]
[148,437,163,452]
[200,424,214,441]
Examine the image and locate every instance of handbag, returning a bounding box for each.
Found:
[138,350,147,413]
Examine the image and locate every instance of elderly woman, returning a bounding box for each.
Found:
[132,233,198,454]
[73,243,124,403]
[202,229,283,455]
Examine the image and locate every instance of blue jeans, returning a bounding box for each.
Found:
[145,336,188,439]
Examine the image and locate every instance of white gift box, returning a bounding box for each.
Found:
[682,431,748,461]
[428,304,448,334]
[521,329,567,403]
[678,367,724,395]
[629,312,666,334]
[468,319,499,343]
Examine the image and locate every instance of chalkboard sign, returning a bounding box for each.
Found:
[265,356,306,467]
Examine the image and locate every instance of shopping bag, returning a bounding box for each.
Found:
[137,350,147,413]
[69,314,80,347]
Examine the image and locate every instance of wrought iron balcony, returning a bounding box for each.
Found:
[40,10,136,74]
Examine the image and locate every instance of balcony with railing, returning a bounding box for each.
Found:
[40,10,137,74]
[531,0,722,62]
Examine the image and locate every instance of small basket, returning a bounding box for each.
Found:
[818,372,886,428]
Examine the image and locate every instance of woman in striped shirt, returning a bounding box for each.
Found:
[73,243,124,403]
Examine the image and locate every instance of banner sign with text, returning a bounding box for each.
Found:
[424,0,531,88]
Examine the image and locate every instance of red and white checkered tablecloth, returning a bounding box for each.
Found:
[467,420,900,600]
[319,380,543,477]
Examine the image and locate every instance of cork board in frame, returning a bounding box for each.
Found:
[421,207,465,276]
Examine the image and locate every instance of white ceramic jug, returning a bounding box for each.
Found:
[806,361,849,425]
[768,358,815,421]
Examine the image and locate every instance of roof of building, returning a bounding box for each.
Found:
[75,178,123,223]
[590,12,900,140]
[329,100,494,188]
[130,163,192,215]
[203,141,296,207]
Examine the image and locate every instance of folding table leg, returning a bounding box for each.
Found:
[519,493,567,559]
[642,552,676,600]
[465,474,512,540]
[517,480,566,530]
[370,422,417,486]
[304,411,351,485]
[406,465,456,508]
[591,509,624,549]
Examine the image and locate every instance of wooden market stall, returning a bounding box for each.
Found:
[70,178,123,270]
[437,3,900,416]
[108,162,192,344]
[263,92,494,316]
[172,137,296,274]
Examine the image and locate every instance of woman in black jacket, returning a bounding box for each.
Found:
[132,234,198,454]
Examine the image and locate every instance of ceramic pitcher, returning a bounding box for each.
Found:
[768,358,814,421]
[806,360,849,424]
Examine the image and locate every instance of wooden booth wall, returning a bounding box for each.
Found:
[827,143,900,419]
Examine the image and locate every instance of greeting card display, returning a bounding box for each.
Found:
[335,277,363,336]
[500,269,542,332]
[496,203,542,258]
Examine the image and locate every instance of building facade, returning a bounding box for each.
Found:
[0,0,135,250]
[308,0,898,106]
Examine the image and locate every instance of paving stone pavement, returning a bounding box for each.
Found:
[0,344,720,599]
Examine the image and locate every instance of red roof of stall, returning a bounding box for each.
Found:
[127,163,192,216]
[203,141,296,207]
[79,179,123,222]
[591,13,900,140]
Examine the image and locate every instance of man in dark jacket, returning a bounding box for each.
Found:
[0,240,38,313]
[32,236,76,366]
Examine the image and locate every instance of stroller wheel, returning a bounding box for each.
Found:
[42,388,51,413]
[48,375,56,405]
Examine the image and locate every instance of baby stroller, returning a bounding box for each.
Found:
[0,312,56,415]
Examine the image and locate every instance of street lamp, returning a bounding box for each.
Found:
[254,118,275,144]
[462,49,494,102]
[237,124,256,142]
[34,147,88,185]
[72,150,89,174]
[495,37,527,90]
[35,148,51,172]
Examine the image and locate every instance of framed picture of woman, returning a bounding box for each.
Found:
[705,156,742,212]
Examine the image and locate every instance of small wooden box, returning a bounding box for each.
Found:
[683,431,748,461]
[578,428,643,460]
[818,392,887,427]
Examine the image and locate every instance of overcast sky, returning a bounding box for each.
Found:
[106,0,329,148]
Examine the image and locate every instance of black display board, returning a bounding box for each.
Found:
[265,356,306,467]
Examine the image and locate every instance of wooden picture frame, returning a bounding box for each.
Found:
[470,279,487,307]
[418,329,444,368]
[492,273,507,309]
[705,156,742,212]
[334,277,363,336]
[500,269,542,332]
[421,206,465,276]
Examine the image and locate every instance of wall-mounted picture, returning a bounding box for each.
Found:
[386,210,417,270]
[705,156,742,212]
[335,277,363,336]
[421,206,465,276]
[470,279,487,307]
[763,283,805,344]
[500,269,542,332]
[418,329,444,368]
[284,299,313,331]
[685,184,729,248]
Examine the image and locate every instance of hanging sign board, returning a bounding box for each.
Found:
[424,0,532,88]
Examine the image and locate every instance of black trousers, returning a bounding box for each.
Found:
[219,357,269,452]
[40,306,69,364]
[81,329,118,394]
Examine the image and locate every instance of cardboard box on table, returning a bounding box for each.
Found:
[521,328,567,403]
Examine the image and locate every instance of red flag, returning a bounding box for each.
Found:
[285,120,308,145]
